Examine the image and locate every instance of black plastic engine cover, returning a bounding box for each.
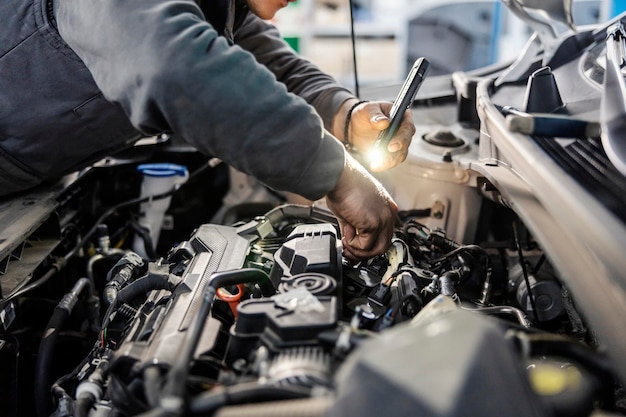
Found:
[327,305,548,417]
[269,223,341,288]
[109,224,250,374]
[227,295,338,361]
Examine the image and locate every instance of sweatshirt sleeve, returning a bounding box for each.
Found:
[54,0,346,201]
[232,12,355,132]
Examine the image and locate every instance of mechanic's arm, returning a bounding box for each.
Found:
[326,153,398,260]
[234,14,415,171]
[55,0,396,258]
[55,0,340,200]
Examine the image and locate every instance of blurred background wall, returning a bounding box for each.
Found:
[271,0,619,88]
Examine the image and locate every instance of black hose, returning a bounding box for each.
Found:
[107,375,151,416]
[144,366,164,408]
[398,208,432,219]
[430,244,487,264]
[117,273,175,305]
[263,204,339,230]
[35,277,93,417]
[51,343,99,401]
[35,307,70,417]
[189,382,311,416]
[101,271,176,330]
[0,259,64,309]
[210,397,333,417]
[149,269,275,416]
[165,269,272,396]
[523,333,614,379]
[201,268,275,298]
[512,221,539,323]
[439,270,462,298]
[75,394,95,417]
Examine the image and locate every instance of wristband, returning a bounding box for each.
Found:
[343,100,368,151]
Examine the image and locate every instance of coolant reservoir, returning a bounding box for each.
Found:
[133,163,188,258]
[376,116,482,244]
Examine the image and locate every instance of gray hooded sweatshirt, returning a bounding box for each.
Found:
[0,0,354,200]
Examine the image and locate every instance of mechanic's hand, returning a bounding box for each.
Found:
[325,153,398,260]
[343,100,416,172]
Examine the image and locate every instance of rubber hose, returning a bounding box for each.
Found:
[75,393,95,417]
[146,269,276,417]
[189,383,311,415]
[213,397,334,417]
[35,278,93,417]
[117,274,175,305]
[34,307,70,417]
[143,366,163,408]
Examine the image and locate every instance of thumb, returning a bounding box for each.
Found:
[369,110,390,130]
[342,222,357,244]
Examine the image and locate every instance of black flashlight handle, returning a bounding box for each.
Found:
[374,57,430,148]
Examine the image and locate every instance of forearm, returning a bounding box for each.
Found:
[234,13,355,132]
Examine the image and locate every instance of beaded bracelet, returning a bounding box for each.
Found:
[343,100,368,151]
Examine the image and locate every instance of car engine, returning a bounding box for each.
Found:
[0,170,622,417]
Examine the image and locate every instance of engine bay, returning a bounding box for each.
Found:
[0,163,623,416]
[3,4,626,416]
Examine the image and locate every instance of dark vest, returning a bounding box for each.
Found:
[0,0,250,197]
[0,0,140,196]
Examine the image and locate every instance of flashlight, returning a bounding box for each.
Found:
[368,57,430,168]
